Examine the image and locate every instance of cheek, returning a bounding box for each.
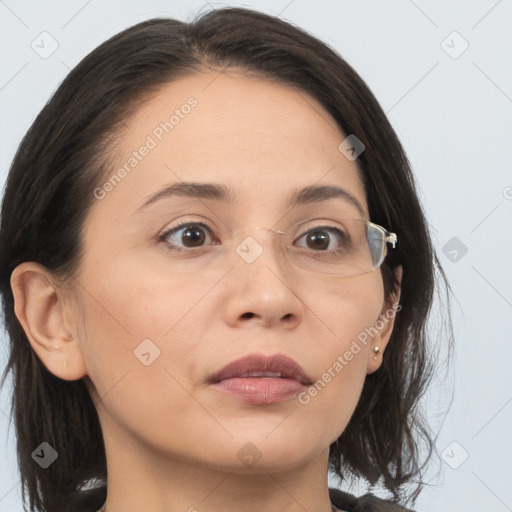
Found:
[75,255,215,399]
[76,263,211,448]
[305,270,385,348]
[295,273,384,429]
[78,249,221,343]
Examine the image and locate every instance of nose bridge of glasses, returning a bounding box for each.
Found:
[254,225,285,236]
[231,225,288,269]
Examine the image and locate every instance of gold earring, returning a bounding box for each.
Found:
[373,346,380,360]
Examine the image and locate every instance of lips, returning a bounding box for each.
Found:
[208,353,313,404]
[209,353,312,384]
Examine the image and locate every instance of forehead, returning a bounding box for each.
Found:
[94,69,368,219]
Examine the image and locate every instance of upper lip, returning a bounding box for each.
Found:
[209,353,313,385]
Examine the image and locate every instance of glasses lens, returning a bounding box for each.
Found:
[367,223,387,268]
[285,219,386,278]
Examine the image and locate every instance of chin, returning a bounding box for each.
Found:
[202,435,327,474]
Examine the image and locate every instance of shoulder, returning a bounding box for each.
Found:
[329,487,416,512]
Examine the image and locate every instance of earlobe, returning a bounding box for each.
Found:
[366,265,403,374]
[10,262,88,381]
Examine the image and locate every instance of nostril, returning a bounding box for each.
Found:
[241,312,255,319]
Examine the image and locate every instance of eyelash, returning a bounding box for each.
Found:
[159,221,346,253]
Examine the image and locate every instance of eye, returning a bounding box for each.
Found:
[294,226,348,251]
[160,222,218,251]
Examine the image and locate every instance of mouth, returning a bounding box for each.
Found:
[208,353,313,405]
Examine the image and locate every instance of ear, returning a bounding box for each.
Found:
[10,262,88,381]
[366,265,403,374]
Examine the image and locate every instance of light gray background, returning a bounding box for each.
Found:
[1,1,511,510]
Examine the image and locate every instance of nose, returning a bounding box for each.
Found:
[222,228,304,330]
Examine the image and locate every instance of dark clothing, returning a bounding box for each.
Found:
[73,485,414,511]
[329,487,414,511]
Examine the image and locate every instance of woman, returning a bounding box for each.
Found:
[0,7,452,512]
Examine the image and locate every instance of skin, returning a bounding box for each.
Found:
[11,69,402,512]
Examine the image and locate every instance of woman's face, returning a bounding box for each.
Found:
[64,70,399,473]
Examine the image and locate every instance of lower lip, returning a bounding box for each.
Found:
[210,377,306,404]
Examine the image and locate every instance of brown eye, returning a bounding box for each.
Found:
[181,226,206,247]
[295,227,346,251]
[161,222,214,251]
[305,230,330,250]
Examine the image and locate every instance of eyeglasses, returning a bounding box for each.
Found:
[166,217,397,279]
[252,218,397,278]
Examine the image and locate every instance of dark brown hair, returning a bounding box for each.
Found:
[0,7,452,512]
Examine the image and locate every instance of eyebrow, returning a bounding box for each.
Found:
[136,181,366,217]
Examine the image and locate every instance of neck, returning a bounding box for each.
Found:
[99,417,335,512]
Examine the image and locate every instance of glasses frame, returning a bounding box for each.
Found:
[255,218,397,279]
